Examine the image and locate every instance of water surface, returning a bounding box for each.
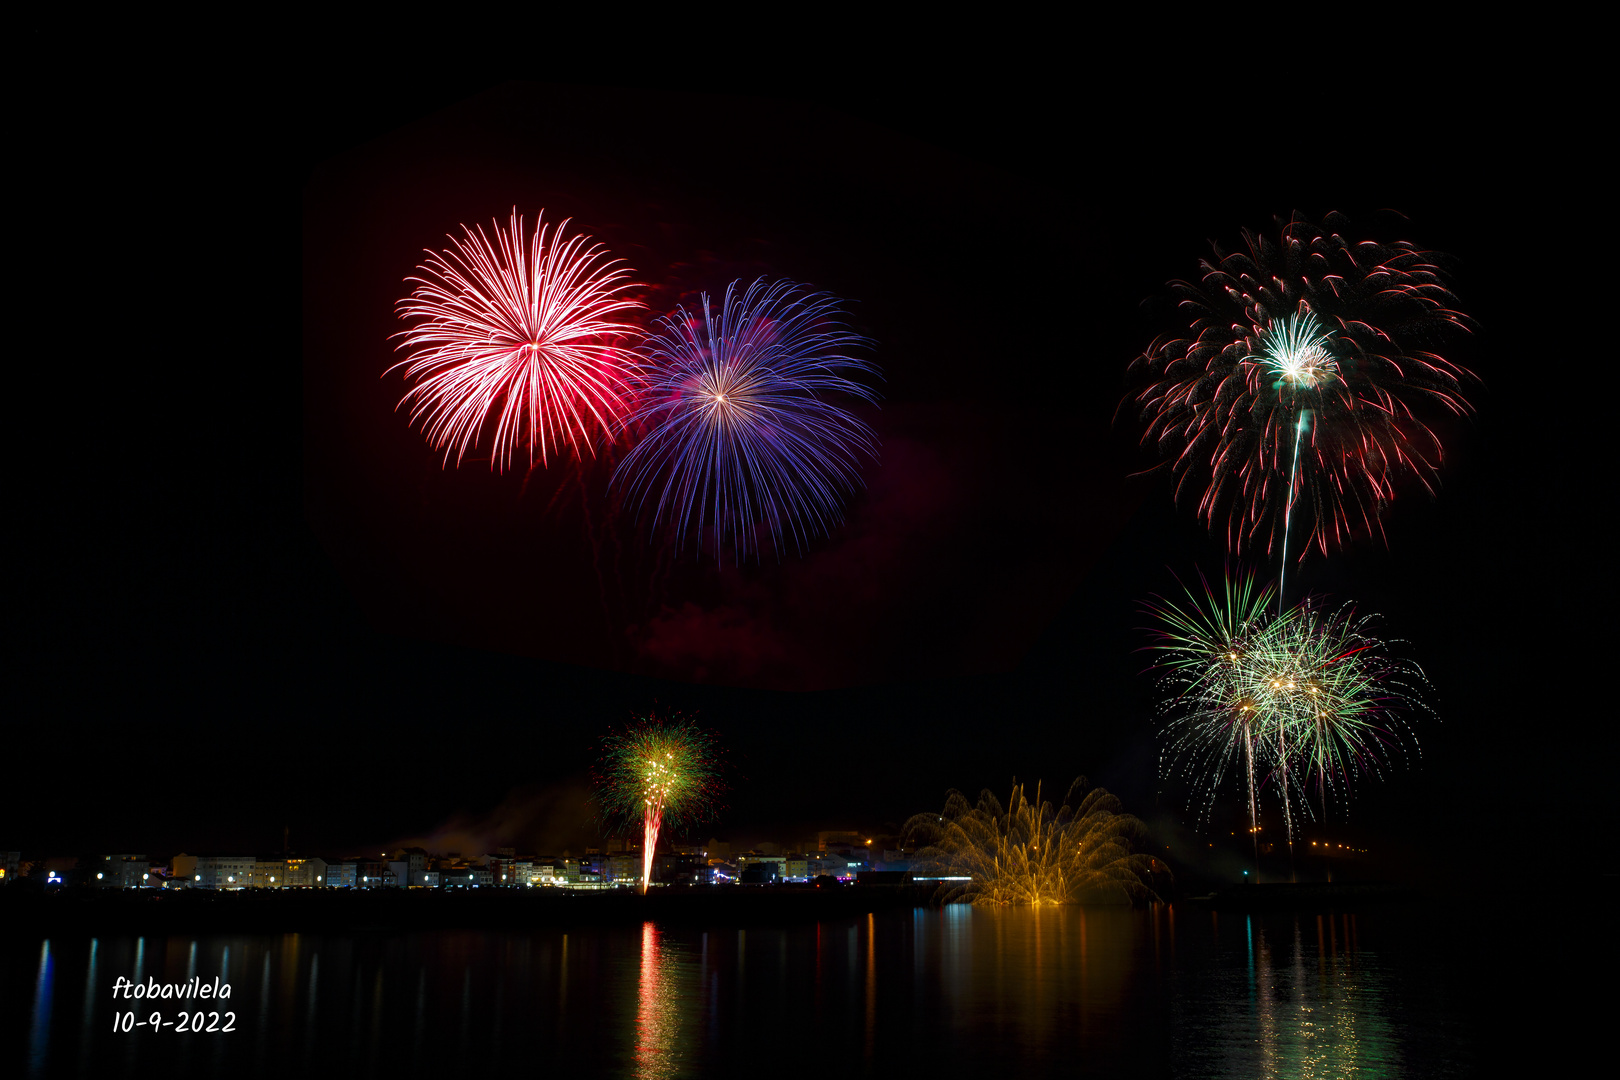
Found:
[9,903,1502,1077]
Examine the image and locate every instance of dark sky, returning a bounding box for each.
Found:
[12,59,1599,878]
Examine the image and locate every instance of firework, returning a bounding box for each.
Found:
[1142,574,1278,847]
[390,209,643,470]
[611,278,880,562]
[1125,211,1475,568]
[1264,600,1430,816]
[904,780,1163,906]
[593,715,723,892]
[1145,574,1430,850]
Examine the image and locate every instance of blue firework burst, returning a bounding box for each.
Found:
[612,279,880,562]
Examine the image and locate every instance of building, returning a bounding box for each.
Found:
[250,859,285,888]
[604,854,641,887]
[282,857,329,888]
[442,865,492,887]
[90,854,150,888]
[877,850,916,872]
[806,852,865,880]
[176,855,256,889]
[651,852,709,885]
[739,858,782,885]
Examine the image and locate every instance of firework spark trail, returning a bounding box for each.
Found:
[903,780,1163,906]
[1144,574,1431,850]
[612,279,880,563]
[1279,410,1308,613]
[390,209,644,470]
[1125,212,1475,562]
[593,716,724,893]
[1249,307,1338,609]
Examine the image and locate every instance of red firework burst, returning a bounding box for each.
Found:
[390,209,643,470]
[1125,211,1476,557]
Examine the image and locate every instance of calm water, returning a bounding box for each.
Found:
[6,904,1509,1077]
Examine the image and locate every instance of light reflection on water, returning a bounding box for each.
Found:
[1174,909,1413,1079]
[633,922,676,1078]
[9,904,1473,1078]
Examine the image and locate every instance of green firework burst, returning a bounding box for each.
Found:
[1145,573,1430,843]
[593,716,724,870]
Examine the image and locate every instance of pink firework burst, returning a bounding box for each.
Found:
[389,209,644,470]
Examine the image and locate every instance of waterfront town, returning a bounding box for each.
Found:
[0,832,923,892]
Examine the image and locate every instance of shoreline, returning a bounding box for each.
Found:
[0,884,946,935]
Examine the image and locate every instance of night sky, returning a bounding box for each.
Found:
[13,61,1598,884]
